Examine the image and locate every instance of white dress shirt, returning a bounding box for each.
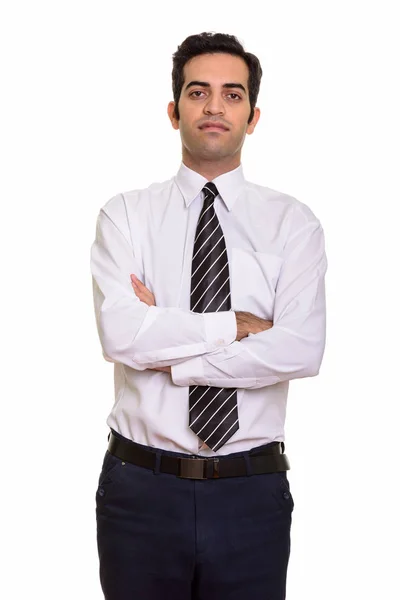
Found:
[90,162,327,456]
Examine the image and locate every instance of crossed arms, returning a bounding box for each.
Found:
[130,274,273,373]
[90,201,327,390]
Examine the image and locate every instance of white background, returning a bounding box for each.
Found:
[1,1,399,598]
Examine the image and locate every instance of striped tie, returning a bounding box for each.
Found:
[189,182,239,452]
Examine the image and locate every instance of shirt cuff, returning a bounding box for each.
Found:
[203,310,237,351]
[171,355,207,387]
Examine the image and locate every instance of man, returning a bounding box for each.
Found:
[90,31,327,600]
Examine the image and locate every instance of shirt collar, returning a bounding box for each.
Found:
[174,161,246,212]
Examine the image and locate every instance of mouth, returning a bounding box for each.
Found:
[199,123,229,132]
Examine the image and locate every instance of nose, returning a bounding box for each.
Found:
[203,93,225,116]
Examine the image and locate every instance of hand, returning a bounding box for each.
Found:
[130,274,170,373]
[235,312,273,341]
[130,274,156,307]
[152,366,171,372]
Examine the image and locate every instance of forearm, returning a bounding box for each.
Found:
[91,204,237,369]
[171,218,328,388]
[96,301,237,369]
[171,315,325,389]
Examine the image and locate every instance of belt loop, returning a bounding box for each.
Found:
[281,442,285,454]
[243,452,252,477]
[154,451,162,475]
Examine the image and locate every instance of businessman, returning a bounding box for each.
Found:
[90,31,327,600]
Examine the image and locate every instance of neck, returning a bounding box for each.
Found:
[182,149,241,181]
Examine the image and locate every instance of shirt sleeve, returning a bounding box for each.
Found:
[171,205,327,389]
[90,200,237,369]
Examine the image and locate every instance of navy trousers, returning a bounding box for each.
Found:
[96,431,294,599]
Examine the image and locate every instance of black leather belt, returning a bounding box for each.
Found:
[107,431,290,479]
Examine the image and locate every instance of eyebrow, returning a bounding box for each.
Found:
[184,80,247,94]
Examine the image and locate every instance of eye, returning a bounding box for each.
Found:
[189,91,205,98]
[227,93,241,100]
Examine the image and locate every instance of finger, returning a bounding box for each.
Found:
[131,274,145,288]
[130,275,155,306]
[130,276,152,296]
[131,280,140,295]
[131,278,152,298]
[131,275,144,292]
[133,285,151,301]
[131,286,154,307]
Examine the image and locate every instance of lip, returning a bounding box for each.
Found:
[201,127,228,133]
[199,122,229,131]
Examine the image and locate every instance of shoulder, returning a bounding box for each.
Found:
[99,176,175,220]
[245,180,322,226]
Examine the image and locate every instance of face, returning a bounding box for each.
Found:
[168,53,260,163]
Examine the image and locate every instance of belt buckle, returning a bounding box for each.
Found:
[178,457,207,479]
[178,457,220,479]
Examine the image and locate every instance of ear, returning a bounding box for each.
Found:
[246,107,261,135]
[167,101,179,130]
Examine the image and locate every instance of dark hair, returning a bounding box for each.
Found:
[172,32,262,124]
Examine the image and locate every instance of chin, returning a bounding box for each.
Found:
[197,147,230,160]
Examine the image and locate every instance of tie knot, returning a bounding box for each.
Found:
[202,182,219,200]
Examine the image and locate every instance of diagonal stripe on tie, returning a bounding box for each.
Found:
[188,181,239,452]
[191,253,228,297]
[192,263,229,311]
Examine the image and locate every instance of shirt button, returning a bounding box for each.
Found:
[216,338,224,346]
[283,492,290,500]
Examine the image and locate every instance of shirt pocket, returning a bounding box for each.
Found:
[229,247,283,320]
